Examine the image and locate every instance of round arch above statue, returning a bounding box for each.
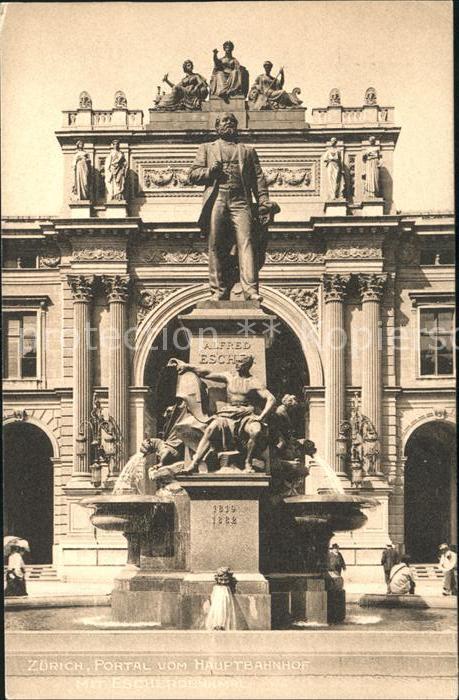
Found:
[133,283,324,387]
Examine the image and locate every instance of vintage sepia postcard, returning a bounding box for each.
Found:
[2,1,456,698]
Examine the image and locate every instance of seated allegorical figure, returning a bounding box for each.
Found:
[154,59,209,111]
[248,62,302,110]
[209,41,249,100]
[169,355,276,473]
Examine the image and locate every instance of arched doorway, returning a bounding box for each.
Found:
[3,421,54,564]
[404,420,456,562]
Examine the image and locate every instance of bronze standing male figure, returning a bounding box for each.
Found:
[188,113,272,302]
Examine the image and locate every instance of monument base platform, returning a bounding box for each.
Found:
[268,573,346,627]
[111,570,271,629]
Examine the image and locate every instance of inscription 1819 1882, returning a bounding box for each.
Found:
[212,504,238,527]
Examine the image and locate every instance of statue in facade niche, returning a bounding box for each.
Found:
[105,140,127,201]
[362,136,381,198]
[155,60,209,111]
[72,140,91,200]
[323,137,343,199]
[248,62,302,110]
[188,112,279,301]
[169,355,276,474]
[210,41,249,100]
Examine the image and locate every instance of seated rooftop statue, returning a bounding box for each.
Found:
[248,62,302,110]
[154,59,209,111]
[209,41,249,100]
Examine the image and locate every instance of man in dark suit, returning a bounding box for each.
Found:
[188,113,273,301]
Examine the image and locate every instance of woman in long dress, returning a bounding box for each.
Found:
[4,545,27,597]
[72,140,91,200]
[210,41,246,99]
[157,60,208,111]
[105,140,127,201]
[362,136,381,197]
[323,137,342,199]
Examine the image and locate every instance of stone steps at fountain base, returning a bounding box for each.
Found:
[6,630,457,699]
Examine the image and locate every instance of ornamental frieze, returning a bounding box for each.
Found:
[276,287,319,327]
[71,247,127,262]
[137,160,320,196]
[267,250,324,264]
[325,246,382,260]
[137,287,180,323]
[137,248,324,265]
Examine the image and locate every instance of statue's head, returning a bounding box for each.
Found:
[235,355,254,374]
[111,139,120,150]
[76,139,84,150]
[369,136,376,145]
[223,40,234,53]
[215,112,238,137]
[281,394,298,408]
[183,59,193,73]
[263,60,273,73]
[330,137,338,146]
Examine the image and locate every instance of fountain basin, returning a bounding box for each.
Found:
[283,493,379,532]
[80,494,174,568]
[80,494,165,531]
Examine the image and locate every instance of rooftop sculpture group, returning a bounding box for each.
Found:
[154,42,301,112]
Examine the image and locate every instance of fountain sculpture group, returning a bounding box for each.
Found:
[81,43,377,630]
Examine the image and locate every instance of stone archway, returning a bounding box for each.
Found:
[3,421,54,564]
[404,420,456,562]
[134,283,324,387]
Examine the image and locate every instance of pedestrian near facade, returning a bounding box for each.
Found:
[388,555,416,595]
[381,543,399,593]
[439,543,457,596]
[327,543,347,575]
[4,545,28,597]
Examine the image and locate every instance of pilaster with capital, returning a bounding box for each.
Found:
[323,274,350,474]
[67,274,95,484]
[102,274,131,472]
[357,273,387,475]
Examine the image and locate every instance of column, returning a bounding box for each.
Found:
[67,274,94,483]
[323,274,349,474]
[102,274,130,471]
[358,273,387,475]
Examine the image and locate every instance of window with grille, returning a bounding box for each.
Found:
[419,307,455,376]
[2,313,37,378]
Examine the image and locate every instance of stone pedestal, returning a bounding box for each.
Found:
[69,201,92,218]
[248,107,307,130]
[268,573,345,627]
[361,198,384,216]
[177,472,272,629]
[324,198,348,216]
[104,201,128,218]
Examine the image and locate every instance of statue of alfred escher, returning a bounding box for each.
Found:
[188,112,279,302]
